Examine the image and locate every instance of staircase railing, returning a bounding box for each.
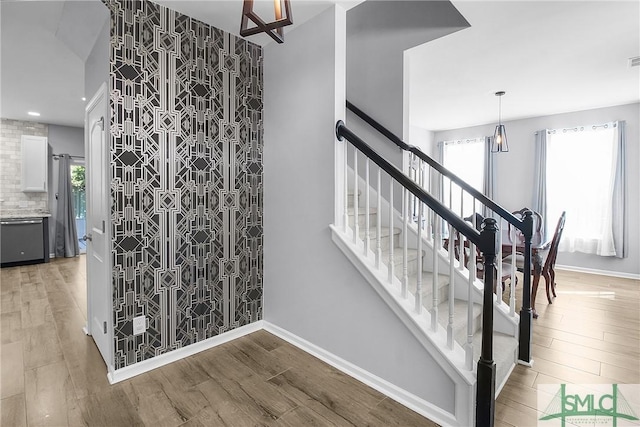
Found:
[341,102,535,427]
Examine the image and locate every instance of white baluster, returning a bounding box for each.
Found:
[448,223,455,350]
[376,168,382,268]
[419,162,429,243]
[343,141,348,233]
[431,212,440,332]
[459,190,465,271]
[466,204,476,370]
[353,148,359,244]
[415,200,423,314]
[388,180,394,283]
[497,221,503,300]
[510,223,517,316]
[364,159,370,255]
[402,187,409,298]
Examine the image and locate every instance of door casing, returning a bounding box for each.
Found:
[84,82,114,374]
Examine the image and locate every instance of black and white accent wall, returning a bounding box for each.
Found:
[105,0,263,369]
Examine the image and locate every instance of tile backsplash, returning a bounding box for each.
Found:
[0,119,49,214]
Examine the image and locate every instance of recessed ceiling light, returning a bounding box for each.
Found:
[82,97,86,101]
[28,111,41,117]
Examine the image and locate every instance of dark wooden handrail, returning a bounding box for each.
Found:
[336,121,485,249]
[342,103,536,427]
[346,100,525,232]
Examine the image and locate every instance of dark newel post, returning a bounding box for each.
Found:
[476,218,498,427]
[518,210,534,364]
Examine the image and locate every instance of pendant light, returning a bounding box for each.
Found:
[240,0,293,44]
[492,91,509,153]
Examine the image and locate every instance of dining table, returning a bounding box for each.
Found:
[501,228,551,318]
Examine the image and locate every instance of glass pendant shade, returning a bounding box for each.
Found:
[492,124,509,152]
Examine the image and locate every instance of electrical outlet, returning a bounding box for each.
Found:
[133,315,146,335]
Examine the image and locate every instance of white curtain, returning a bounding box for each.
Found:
[532,130,548,236]
[483,136,496,218]
[441,138,485,219]
[545,122,625,257]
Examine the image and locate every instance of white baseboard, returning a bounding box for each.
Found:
[107,321,264,384]
[262,321,459,427]
[555,264,640,280]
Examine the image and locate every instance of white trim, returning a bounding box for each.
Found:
[330,226,475,386]
[263,321,460,427]
[555,264,640,280]
[517,359,534,368]
[107,321,264,384]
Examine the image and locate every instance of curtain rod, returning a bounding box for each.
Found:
[52,154,85,160]
[547,122,616,134]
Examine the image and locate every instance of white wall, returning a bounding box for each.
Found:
[346,1,469,169]
[434,102,640,276]
[263,5,456,415]
[84,15,109,102]
[47,125,85,255]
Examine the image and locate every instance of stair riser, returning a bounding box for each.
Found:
[454,312,482,347]
[359,232,399,253]
[394,256,420,277]
[348,212,378,228]
[425,285,450,308]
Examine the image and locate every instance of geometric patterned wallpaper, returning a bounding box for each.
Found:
[105,0,263,369]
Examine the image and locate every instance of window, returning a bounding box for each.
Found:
[441,138,485,218]
[544,122,623,256]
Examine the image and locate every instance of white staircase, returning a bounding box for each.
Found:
[331,184,519,426]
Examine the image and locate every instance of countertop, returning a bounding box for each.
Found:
[1,210,52,219]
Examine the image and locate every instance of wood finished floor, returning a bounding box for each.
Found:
[1,258,638,426]
[495,269,640,426]
[0,257,437,427]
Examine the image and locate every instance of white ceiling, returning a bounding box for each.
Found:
[0,0,107,128]
[1,1,638,130]
[408,1,640,131]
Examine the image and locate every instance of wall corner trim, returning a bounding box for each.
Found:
[107,321,264,384]
[262,321,459,427]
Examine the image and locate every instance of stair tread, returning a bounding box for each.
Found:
[357,226,401,239]
[437,298,483,332]
[404,272,449,294]
[473,330,518,388]
[381,247,421,263]
[347,207,377,215]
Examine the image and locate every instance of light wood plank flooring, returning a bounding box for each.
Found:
[0,257,437,426]
[495,269,640,427]
[2,257,638,426]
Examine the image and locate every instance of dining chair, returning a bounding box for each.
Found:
[475,247,517,294]
[459,213,517,293]
[503,207,543,290]
[508,207,543,243]
[503,211,566,306]
[540,211,566,301]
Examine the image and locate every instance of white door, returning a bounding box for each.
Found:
[84,83,112,370]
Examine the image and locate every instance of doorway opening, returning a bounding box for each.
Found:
[70,163,86,254]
